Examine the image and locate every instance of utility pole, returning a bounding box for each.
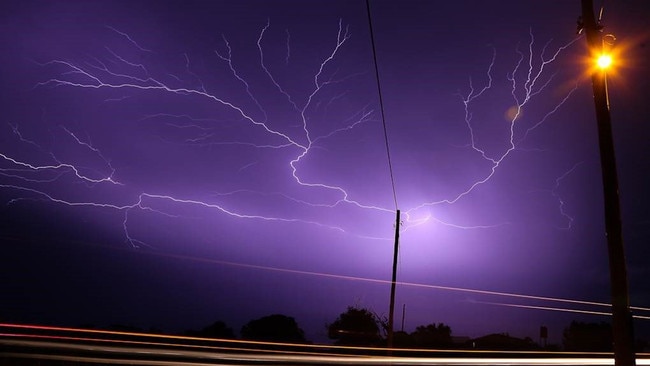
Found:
[580,1,635,365]
[387,209,400,349]
[365,0,401,349]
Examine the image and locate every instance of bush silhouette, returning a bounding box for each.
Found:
[241,314,307,343]
[327,306,382,346]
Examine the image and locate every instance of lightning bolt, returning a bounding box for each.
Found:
[552,162,584,230]
[1,135,118,186]
[3,20,584,250]
[4,20,394,249]
[105,25,153,53]
[403,31,582,231]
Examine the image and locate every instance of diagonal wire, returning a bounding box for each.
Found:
[366,0,398,210]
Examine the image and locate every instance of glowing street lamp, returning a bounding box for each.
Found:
[597,54,613,69]
[580,1,635,365]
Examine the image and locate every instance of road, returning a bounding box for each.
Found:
[2,323,649,365]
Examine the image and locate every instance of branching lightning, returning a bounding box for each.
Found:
[3,22,583,249]
[552,162,583,229]
[3,21,391,249]
[4,0,650,349]
[404,32,582,230]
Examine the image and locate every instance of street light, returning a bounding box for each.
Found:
[597,54,613,69]
[580,1,635,365]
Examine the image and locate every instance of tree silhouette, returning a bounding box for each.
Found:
[240,314,306,343]
[392,331,415,348]
[186,320,235,339]
[472,333,538,350]
[327,306,382,346]
[411,322,452,348]
[562,321,612,352]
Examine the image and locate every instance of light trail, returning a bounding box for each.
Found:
[4,224,649,319]
[478,301,650,320]
[0,329,367,359]
[2,335,650,365]
[205,257,650,315]
[35,242,645,317]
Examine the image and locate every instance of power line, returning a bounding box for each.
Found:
[365,0,398,210]
[365,0,402,350]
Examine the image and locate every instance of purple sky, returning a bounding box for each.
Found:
[1,0,649,345]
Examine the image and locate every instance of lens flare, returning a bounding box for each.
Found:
[597,54,612,69]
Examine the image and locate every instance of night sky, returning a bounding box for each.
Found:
[1,0,649,345]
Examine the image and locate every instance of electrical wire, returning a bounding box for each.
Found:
[365,0,399,211]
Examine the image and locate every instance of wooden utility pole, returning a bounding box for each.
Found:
[580,1,635,365]
[387,209,400,349]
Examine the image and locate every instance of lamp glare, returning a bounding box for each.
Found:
[597,54,613,69]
